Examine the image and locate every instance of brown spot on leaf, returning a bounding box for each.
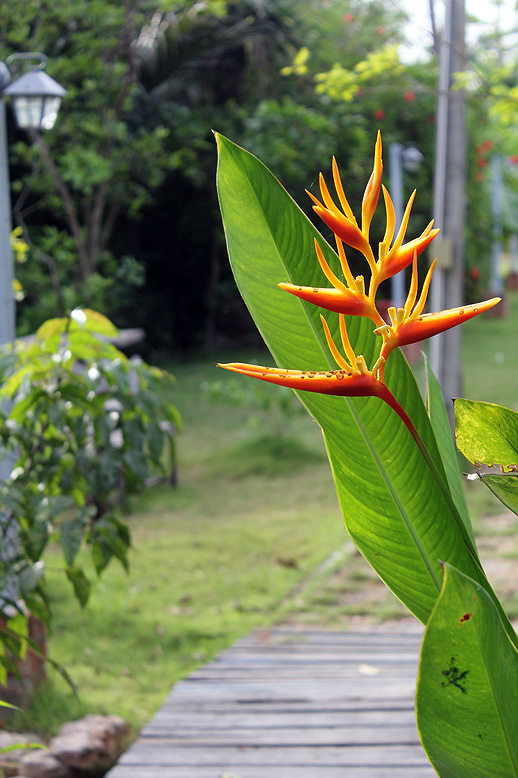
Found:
[460,612,472,625]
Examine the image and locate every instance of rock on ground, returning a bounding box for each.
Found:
[16,714,130,778]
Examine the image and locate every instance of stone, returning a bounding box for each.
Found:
[17,751,70,778]
[0,732,44,777]
[48,715,129,775]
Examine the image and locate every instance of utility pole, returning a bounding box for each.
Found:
[429,0,466,418]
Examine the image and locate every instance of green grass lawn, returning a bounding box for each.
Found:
[9,292,518,738]
[462,290,518,410]
[10,353,344,737]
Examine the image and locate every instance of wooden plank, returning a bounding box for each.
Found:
[108,767,434,778]
[114,743,430,766]
[132,726,421,745]
[106,626,436,777]
[144,709,419,731]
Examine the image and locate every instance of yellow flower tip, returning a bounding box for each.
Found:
[354,355,369,374]
[217,362,266,375]
[381,184,396,247]
[388,306,398,327]
[331,157,358,224]
[372,355,386,373]
[362,134,383,234]
[306,189,323,209]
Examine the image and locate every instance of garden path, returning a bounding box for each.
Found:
[105,624,435,778]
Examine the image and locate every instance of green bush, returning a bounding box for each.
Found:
[0,309,180,683]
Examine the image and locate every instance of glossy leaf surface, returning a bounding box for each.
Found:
[417,564,518,778]
[478,472,518,516]
[455,398,518,469]
[425,356,474,544]
[216,134,490,623]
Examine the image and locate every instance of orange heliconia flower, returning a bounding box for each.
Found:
[375,254,500,364]
[219,313,387,401]
[219,132,500,429]
[278,238,384,326]
[217,362,385,399]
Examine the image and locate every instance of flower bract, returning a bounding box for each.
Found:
[220,131,501,423]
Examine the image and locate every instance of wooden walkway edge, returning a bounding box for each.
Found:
[106,627,436,778]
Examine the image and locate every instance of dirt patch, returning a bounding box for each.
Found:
[280,508,518,628]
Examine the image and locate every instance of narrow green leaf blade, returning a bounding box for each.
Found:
[425,357,474,543]
[216,134,489,623]
[416,564,518,778]
[455,399,518,469]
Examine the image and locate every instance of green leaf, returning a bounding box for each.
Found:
[0,700,19,710]
[82,309,119,336]
[478,472,518,516]
[60,515,88,567]
[216,134,493,624]
[455,399,518,470]
[424,356,474,544]
[416,564,518,778]
[65,566,91,608]
[35,317,67,341]
[0,742,46,755]
[91,538,112,575]
[23,592,49,625]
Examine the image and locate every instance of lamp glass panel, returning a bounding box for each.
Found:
[11,95,45,129]
[40,97,61,130]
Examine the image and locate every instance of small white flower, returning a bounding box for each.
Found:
[71,308,87,326]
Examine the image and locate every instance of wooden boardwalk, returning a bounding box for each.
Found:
[106,627,436,778]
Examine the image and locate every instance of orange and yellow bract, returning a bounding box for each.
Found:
[219,132,500,423]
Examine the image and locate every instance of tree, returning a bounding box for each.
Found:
[3,0,421,351]
[1,0,230,332]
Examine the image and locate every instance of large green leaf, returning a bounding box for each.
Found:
[416,564,518,777]
[455,398,518,469]
[424,357,474,544]
[216,134,493,624]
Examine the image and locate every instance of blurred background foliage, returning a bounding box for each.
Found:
[0,0,516,355]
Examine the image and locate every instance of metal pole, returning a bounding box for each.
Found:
[490,154,504,295]
[510,234,518,275]
[430,0,466,416]
[0,96,17,609]
[389,143,405,310]
[0,98,14,347]
[429,0,452,378]
[442,0,466,409]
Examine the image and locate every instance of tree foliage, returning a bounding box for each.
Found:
[2,0,448,351]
